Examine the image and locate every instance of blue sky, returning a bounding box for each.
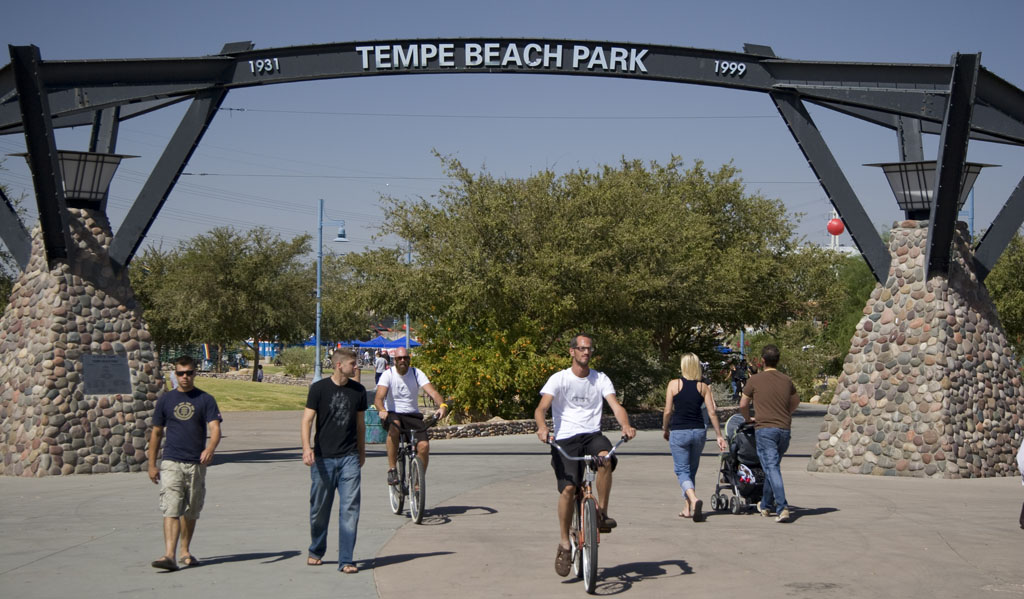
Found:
[2,0,1022,257]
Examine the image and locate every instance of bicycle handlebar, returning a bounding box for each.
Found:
[548,434,629,464]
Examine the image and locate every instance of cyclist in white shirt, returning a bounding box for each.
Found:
[535,333,635,578]
[374,347,448,486]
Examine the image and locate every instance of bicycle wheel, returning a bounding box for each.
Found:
[409,456,426,524]
[389,453,406,515]
[581,497,599,593]
[570,497,582,578]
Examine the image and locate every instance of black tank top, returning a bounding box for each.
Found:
[668,378,706,430]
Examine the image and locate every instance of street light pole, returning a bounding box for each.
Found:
[405,240,411,350]
[313,198,348,382]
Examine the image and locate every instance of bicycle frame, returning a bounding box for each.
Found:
[387,414,438,524]
[549,435,627,594]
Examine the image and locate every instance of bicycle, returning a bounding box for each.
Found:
[549,434,629,594]
[387,413,440,524]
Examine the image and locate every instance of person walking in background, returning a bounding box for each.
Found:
[148,356,222,571]
[739,344,800,523]
[374,351,387,384]
[1017,441,1024,529]
[663,353,727,522]
[301,348,367,573]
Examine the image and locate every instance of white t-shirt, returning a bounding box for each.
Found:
[1017,441,1024,486]
[540,368,615,440]
[378,366,431,414]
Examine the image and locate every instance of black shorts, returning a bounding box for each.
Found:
[385,412,429,445]
[551,432,617,493]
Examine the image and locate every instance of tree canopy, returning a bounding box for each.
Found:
[346,155,841,418]
[129,226,315,378]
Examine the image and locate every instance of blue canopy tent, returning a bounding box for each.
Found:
[384,336,421,348]
[360,335,390,348]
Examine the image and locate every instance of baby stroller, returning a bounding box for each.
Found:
[710,414,764,514]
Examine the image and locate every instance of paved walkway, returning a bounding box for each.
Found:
[1,405,1022,598]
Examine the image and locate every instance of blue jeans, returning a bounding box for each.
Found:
[668,429,707,495]
[309,454,361,568]
[754,427,791,512]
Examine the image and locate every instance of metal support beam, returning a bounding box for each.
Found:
[897,116,924,162]
[108,87,227,268]
[973,175,1024,281]
[89,106,119,153]
[0,186,31,271]
[926,53,980,278]
[9,44,70,268]
[89,106,120,212]
[770,91,890,283]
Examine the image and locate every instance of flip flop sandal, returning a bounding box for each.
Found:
[692,500,704,522]
[341,564,358,573]
[179,555,201,567]
[151,556,179,571]
[307,557,323,566]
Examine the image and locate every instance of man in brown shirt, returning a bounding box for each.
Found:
[739,344,800,523]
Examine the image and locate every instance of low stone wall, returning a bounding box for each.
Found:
[190,372,310,386]
[426,407,742,440]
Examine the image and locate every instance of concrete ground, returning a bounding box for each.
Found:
[1,405,1022,598]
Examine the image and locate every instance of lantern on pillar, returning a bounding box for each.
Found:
[827,218,845,236]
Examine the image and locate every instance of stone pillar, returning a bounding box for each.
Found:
[809,221,1023,478]
[0,208,163,476]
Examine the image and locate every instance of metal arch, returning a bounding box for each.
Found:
[926,53,981,279]
[2,39,1023,270]
[2,39,1023,143]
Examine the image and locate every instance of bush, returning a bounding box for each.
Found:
[278,346,315,378]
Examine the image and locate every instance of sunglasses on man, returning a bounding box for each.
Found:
[175,369,196,377]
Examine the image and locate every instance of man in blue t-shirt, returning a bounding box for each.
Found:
[301,348,367,573]
[148,355,222,571]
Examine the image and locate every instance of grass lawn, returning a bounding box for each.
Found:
[192,376,308,412]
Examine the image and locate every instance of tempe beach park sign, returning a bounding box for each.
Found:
[352,42,650,73]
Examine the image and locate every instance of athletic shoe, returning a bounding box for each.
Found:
[776,508,790,523]
[387,469,399,486]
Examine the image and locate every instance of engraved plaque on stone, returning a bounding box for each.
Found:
[82,354,133,395]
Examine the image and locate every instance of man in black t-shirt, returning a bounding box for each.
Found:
[301,348,367,573]
[148,355,222,571]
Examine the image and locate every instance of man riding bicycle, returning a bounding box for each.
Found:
[534,333,636,578]
[374,347,448,486]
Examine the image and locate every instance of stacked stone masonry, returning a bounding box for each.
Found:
[808,221,1023,478]
[0,209,163,476]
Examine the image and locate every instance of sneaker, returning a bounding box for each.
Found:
[554,544,572,577]
[758,504,774,518]
[775,508,790,523]
[387,469,399,486]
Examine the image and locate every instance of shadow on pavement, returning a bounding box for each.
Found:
[418,505,498,526]
[584,559,693,595]
[787,506,839,522]
[201,550,302,565]
[214,447,301,464]
[358,551,455,570]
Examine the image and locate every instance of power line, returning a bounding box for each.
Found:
[218,107,779,120]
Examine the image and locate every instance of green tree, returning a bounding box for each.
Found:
[986,233,1024,361]
[349,155,830,418]
[130,227,315,379]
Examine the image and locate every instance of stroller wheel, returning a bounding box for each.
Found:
[711,494,721,511]
[730,496,741,515]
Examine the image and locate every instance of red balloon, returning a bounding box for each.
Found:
[827,218,845,236]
